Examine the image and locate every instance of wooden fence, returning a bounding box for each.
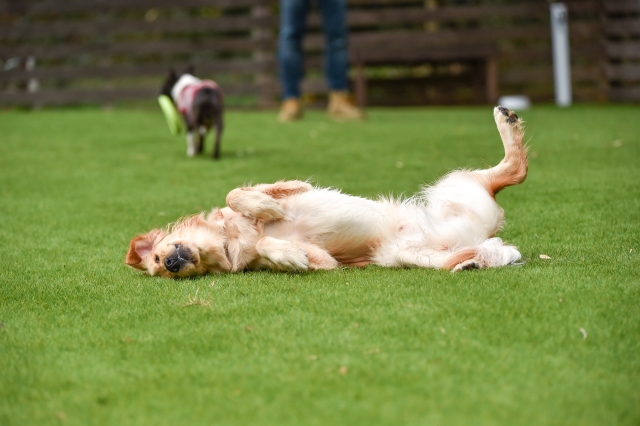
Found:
[0,0,637,108]
[603,0,640,102]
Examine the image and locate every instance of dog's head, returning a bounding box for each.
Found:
[160,65,197,98]
[125,209,232,278]
[160,68,179,98]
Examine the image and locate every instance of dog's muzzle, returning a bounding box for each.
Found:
[164,244,194,273]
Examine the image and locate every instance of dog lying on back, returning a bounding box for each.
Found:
[161,67,224,159]
[126,106,528,277]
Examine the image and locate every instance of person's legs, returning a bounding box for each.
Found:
[278,0,311,100]
[317,0,349,92]
[319,0,363,120]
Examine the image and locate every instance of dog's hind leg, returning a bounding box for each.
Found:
[212,117,223,160]
[374,245,451,269]
[474,106,528,197]
[443,238,521,272]
[197,127,206,154]
[297,242,340,270]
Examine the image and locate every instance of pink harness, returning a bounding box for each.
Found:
[175,80,223,126]
[176,80,222,114]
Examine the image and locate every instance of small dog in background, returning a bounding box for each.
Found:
[161,66,224,159]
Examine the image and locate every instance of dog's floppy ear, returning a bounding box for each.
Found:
[125,229,166,270]
[209,244,233,272]
[201,208,233,272]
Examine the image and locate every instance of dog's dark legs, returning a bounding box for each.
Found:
[212,118,223,160]
[196,129,205,155]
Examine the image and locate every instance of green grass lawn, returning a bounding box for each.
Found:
[1,104,639,425]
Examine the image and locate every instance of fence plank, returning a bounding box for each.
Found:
[301,22,599,52]
[0,83,260,106]
[603,18,640,37]
[610,86,640,102]
[0,38,267,60]
[606,42,640,60]
[0,15,279,40]
[602,0,640,14]
[0,0,274,15]
[501,65,603,84]
[0,59,269,84]
[606,64,640,82]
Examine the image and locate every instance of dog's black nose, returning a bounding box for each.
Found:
[163,244,194,273]
[164,257,181,273]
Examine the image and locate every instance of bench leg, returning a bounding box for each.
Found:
[486,58,498,104]
[354,62,366,107]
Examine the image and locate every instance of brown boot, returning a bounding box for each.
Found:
[278,98,303,122]
[327,91,364,121]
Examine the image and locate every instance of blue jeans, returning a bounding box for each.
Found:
[278,0,349,99]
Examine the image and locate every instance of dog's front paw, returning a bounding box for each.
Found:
[226,189,285,220]
[256,237,309,272]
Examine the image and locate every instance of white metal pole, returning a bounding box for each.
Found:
[550,3,572,107]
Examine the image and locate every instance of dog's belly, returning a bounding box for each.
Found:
[264,189,389,265]
[260,187,500,267]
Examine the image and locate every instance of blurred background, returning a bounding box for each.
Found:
[0,0,637,109]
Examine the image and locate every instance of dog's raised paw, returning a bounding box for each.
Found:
[496,105,519,125]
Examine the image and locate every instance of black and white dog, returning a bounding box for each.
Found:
[161,67,224,159]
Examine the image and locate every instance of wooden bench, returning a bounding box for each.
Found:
[350,41,499,107]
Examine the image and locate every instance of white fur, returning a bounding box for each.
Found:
[186,132,197,157]
[129,107,526,277]
[256,237,310,271]
[244,174,519,271]
[171,74,200,101]
[226,188,285,220]
[222,106,527,272]
[173,74,202,157]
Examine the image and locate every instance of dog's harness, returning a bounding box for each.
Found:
[175,80,223,127]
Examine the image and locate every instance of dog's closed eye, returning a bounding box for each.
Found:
[155,255,160,263]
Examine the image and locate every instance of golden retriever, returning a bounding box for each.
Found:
[126,106,527,278]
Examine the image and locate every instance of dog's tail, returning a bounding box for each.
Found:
[477,106,528,197]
